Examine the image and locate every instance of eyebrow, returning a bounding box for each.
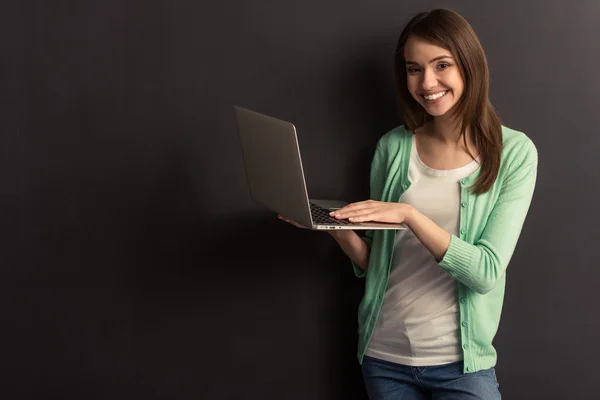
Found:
[405,55,453,65]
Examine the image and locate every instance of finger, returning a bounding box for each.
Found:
[329,200,371,215]
[331,203,369,216]
[334,204,379,219]
[348,212,379,223]
[278,215,309,229]
[344,211,377,221]
[278,215,294,224]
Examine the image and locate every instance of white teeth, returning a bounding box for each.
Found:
[424,91,447,100]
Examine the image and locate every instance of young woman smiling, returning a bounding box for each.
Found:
[279,8,537,399]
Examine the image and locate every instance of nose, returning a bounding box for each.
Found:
[420,68,438,91]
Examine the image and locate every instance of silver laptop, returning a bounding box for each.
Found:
[233,106,407,231]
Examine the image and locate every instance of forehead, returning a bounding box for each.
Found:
[404,36,451,61]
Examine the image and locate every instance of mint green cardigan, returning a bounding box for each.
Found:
[353,125,538,373]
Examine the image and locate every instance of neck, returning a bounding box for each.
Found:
[419,114,477,156]
[428,114,465,144]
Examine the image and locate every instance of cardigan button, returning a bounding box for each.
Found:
[461,201,468,208]
[460,179,467,185]
[460,297,467,304]
[460,228,467,235]
[463,343,469,349]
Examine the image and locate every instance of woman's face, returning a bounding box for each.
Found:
[404,36,464,118]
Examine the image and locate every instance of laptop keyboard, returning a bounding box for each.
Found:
[309,202,351,225]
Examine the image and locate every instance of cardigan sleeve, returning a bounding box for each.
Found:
[352,141,386,278]
[439,139,538,294]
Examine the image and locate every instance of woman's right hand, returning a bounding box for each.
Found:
[277,214,368,269]
[277,214,313,230]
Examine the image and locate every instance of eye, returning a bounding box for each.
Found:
[407,67,420,73]
[437,62,451,70]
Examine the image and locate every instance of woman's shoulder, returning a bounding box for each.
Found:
[377,125,412,150]
[500,125,538,164]
[500,125,534,145]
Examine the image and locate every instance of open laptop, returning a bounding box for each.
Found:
[233,106,407,231]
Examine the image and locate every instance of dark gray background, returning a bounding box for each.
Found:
[1,0,598,399]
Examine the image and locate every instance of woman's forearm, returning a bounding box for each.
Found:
[329,230,370,270]
[405,206,452,262]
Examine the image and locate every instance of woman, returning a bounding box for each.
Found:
[280,8,537,399]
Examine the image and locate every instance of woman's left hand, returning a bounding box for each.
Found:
[330,200,415,224]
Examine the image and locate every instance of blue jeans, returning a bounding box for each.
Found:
[361,355,501,400]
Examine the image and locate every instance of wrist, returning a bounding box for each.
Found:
[403,204,418,226]
[328,229,354,241]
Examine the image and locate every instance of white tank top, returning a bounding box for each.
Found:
[365,134,480,366]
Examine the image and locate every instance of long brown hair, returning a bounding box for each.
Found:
[394,9,502,195]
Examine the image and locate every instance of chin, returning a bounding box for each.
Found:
[426,108,452,117]
[422,105,453,117]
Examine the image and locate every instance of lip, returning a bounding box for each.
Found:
[421,90,449,104]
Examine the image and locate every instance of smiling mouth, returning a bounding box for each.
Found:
[422,90,448,101]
